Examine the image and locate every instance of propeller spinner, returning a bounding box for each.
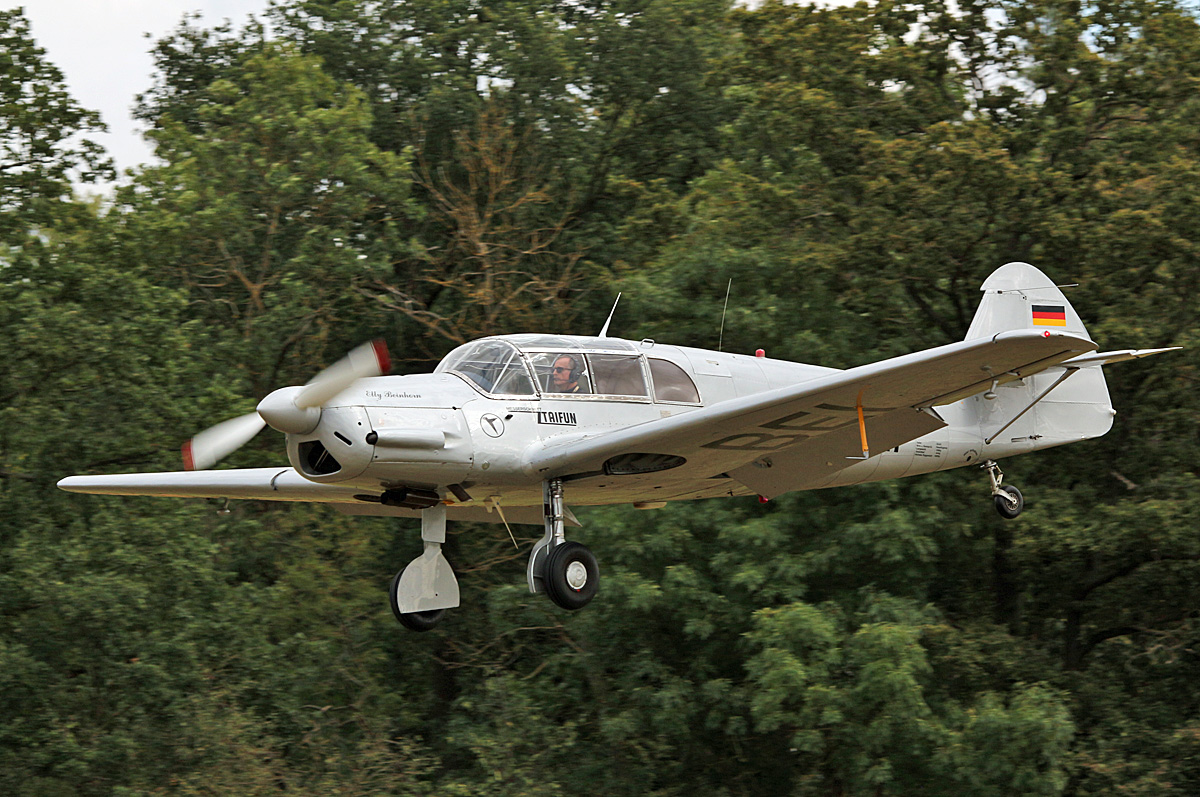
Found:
[182,339,390,471]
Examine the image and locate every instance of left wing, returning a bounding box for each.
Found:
[523,329,1097,483]
[58,467,362,502]
[56,467,567,526]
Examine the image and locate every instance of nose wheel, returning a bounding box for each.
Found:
[390,503,459,630]
[983,460,1024,519]
[389,570,446,631]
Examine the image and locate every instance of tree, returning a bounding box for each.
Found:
[363,100,588,356]
[123,44,420,392]
[0,8,111,244]
[624,1,1200,793]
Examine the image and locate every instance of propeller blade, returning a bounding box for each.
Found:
[294,338,390,409]
[182,412,267,471]
[183,339,389,468]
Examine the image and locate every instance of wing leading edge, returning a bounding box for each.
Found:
[56,468,570,526]
[57,467,362,502]
[522,329,1098,483]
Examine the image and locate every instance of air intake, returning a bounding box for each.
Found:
[298,440,341,476]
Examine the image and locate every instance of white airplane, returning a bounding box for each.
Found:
[59,263,1177,630]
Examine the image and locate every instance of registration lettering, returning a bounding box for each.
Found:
[703,405,895,451]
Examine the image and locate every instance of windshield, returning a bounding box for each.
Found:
[436,340,536,396]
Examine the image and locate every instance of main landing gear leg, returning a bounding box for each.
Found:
[390,502,460,631]
[527,479,599,611]
[983,459,1024,520]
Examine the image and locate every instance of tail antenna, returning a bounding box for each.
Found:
[598,292,622,337]
[718,278,732,352]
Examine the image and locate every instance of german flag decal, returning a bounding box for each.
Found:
[1032,304,1067,326]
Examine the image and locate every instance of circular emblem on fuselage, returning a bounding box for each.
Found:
[480,413,505,438]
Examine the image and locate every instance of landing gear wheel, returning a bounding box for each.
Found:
[994,484,1024,520]
[544,541,599,610]
[389,570,445,631]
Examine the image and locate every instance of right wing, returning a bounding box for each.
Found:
[523,329,1098,485]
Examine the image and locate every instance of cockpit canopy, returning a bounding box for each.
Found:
[434,335,700,403]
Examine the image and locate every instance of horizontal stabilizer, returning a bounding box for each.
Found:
[1060,347,1181,368]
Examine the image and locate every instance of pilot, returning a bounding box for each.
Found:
[549,354,583,393]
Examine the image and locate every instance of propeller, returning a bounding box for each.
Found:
[182,412,266,472]
[182,339,390,471]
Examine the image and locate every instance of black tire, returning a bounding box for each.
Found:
[389,570,445,631]
[994,484,1024,520]
[544,541,599,610]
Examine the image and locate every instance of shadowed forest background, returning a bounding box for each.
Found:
[2,0,1199,793]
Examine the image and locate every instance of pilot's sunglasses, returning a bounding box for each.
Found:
[552,367,572,373]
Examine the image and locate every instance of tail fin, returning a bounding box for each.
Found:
[965,263,1113,452]
[965,262,1090,341]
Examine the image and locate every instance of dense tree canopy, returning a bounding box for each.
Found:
[0,8,110,242]
[2,1,1199,794]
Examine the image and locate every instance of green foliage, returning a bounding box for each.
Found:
[123,44,420,390]
[0,8,112,244]
[3,0,1200,794]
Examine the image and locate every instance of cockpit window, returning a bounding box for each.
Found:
[528,352,593,395]
[588,354,649,397]
[648,358,701,403]
[436,336,659,400]
[437,340,536,396]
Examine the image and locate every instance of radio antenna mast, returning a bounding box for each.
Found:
[598,293,621,338]
[718,279,732,352]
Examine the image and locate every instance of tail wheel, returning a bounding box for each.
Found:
[389,570,445,631]
[544,541,599,610]
[994,484,1024,520]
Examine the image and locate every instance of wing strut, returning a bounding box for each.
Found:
[847,390,871,460]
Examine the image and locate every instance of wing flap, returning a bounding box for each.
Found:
[524,330,1096,479]
[727,406,946,498]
